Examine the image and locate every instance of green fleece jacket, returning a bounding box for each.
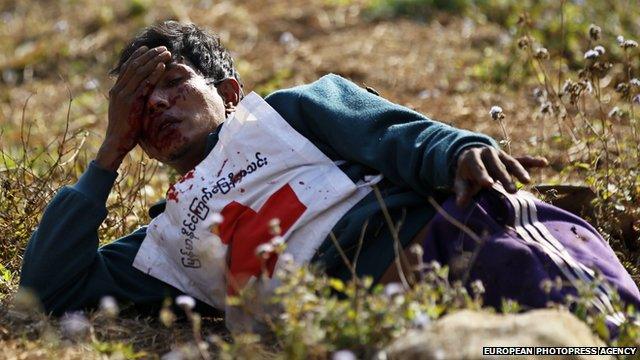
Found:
[20,74,497,315]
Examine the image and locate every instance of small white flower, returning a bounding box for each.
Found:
[418,90,431,99]
[83,78,100,91]
[279,31,299,51]
[269,218,281,235]
[617,35,625,45]
[99,296,119,318]
[633,94,640,104]
[630,78,640,87]
[534,47,549,59]
[60,312,90,339]
[210,212,223,224]
[161,349,186,360]
[588,24,601,41]
[584,49,599,60]
[409,243,424,258]
[268,218,281,228]
[624,39,639,49]
[412,312,431,329]
[270,235,285,247]
[593,45,605,55]
[608,106,621,118]
[471,279,485,296]
[255,243,274,257]
[54,20,68,33]
[540,279,554,294]
[533,87,544,98]
[429,260,441,272]
[489,106,504,121]
[584,81,593,94]
[332,350,357,360]
[280,253,294,264]
[2,69,17,85]
[279,253,296,272]
[175,295,196,310]
[540,102,551,114]
[384,282,404,297]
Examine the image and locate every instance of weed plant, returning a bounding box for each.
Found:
[2,0,640,359]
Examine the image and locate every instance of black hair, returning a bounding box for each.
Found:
[110,21,242,88]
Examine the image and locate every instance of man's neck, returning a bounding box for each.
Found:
[173,125,224,175]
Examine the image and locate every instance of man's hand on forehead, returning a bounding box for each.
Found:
[96,46,172,172]
[118,46,172,96]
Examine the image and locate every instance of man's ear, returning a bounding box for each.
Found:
[216,78,241,107]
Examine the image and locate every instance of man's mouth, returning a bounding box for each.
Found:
[155,117,181,138]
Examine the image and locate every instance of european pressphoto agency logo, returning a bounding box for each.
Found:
[482,346,637,356]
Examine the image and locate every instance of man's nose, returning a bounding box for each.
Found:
[147,88,170,115]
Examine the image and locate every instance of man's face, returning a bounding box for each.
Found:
[138,60,227,169]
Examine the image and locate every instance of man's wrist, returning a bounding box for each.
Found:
[95,141,127,172]
[72,160,119,206]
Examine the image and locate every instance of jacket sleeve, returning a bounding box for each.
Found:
[19,161,175,315]
[265,74,499,196]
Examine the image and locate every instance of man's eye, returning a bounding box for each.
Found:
[167,77,183,86]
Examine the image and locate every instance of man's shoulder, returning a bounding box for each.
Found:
[265,73,360,100]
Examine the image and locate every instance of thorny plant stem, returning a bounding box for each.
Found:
[593,76,611,196]
[184,308,210,360]
[427,196,485,284]
[520,19,579,142]
[329,232,358,282]
[372,185,412,289]
[534,58,579,141]
[426,197,483,246]
[557,0,565,94]
[352,220,368,278]
[19,94,34,195]
[328,230,365,343]
[497,119,511,154]
[624,49,639,164]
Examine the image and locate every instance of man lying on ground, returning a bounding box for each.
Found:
[19,21,640,328]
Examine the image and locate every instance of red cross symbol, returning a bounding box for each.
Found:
[219,184,307,294]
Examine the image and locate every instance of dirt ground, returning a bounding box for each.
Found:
[0,0,610,358]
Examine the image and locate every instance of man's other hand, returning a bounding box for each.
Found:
[96,46,171,171]
[453,146,548,207]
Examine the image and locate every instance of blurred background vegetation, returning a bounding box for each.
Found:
[1,0,640,358]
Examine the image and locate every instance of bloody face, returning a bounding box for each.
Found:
[138,60,227,170]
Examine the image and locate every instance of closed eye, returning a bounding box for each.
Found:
[167,77,183,87]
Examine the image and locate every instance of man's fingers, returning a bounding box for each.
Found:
[454,177,470,207]
[481,149,516,192]
[118,47,169,94]
[113,46,149,88]
[465,149,494,187]
[515,156,549,169]
[143,62,166,95]
[454,177,480,208]
[122,46,149,69]
[499,151,531,185]
[122,51,171,94]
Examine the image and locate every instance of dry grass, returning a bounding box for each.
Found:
[1,0,639,358]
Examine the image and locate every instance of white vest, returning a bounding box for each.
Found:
[133,92,380,330]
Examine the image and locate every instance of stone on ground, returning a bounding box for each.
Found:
[385,309,610,360]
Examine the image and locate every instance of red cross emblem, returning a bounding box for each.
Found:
[219,184,307,294]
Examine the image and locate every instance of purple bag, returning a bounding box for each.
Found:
[422,184,640,327]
